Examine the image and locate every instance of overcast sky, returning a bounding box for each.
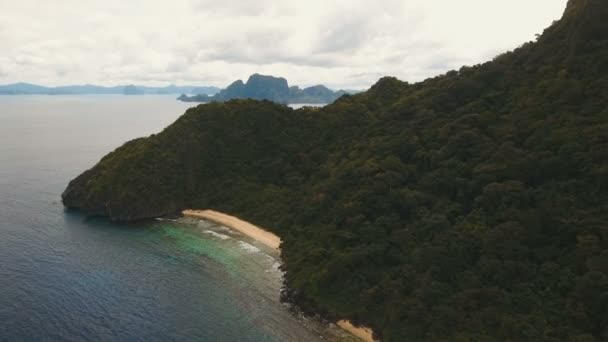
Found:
[0,0,567,89]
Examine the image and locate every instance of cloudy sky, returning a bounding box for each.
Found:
[0,0,567,89]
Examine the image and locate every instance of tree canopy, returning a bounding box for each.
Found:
[63,1,608,340]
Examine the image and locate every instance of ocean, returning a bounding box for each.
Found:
[0,95,335,341]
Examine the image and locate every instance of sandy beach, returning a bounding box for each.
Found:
[182,209,376,341]
[337,320,376,342]
[182,210,281,251]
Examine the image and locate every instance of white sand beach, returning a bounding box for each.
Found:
[182,209,377,341]
[337,320,376,342]
[182,209,281,251]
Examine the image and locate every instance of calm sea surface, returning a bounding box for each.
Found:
[0,95,330,341]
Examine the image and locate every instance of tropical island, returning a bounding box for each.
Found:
[62,1,608,341]
[177,73,357,104]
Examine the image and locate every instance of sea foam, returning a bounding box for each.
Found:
[237,241,261,253]
[203,230,231,240]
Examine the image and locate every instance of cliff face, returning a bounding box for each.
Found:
[63,2,608,341]
[61,136,188,221]
[240,74,290,102]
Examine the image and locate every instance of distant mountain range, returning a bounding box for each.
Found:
[0,82,220,95]
[178,74,361,104]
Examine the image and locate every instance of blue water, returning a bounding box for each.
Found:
[0,96,331,341]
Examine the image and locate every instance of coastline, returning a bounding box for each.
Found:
[181,209,377,342]
[182,210,281,251]
[337,321,376,342]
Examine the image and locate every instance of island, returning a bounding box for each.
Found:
[177,73,358,104]
[62,1,608,341]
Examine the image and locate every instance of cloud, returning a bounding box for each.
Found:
[191,0,294,17]
[0,0,568,89]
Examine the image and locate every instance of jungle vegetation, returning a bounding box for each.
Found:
[63,1,608,340]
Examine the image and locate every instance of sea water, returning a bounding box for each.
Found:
[0,95,340,341]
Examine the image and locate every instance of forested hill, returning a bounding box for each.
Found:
[63,0,608,340]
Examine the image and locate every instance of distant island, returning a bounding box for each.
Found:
[177,74,360,104]
[0,83,220,96]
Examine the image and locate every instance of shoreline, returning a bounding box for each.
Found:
[182,210,281,251]
[181,209,376,342]
[337,320,375,342]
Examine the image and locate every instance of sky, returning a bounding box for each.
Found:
[0,0,568,89]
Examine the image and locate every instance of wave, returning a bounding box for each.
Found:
[197,220,213,228]
[203,230,231,240]
[237,241,261,253]
[155,217,177,222]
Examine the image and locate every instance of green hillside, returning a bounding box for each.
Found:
[63,1,608,340]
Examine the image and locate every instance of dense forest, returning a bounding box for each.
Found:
[63,1,608,340]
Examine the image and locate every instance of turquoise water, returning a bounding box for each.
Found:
[0,96,332,341]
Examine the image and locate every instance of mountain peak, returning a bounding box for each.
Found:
[557,0,606,37]
[522,0,606,77]
[368,76,406,97]
[246,73,289,86]
[564,0,590,14]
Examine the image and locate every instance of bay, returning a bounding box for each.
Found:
[0,95,331,342]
